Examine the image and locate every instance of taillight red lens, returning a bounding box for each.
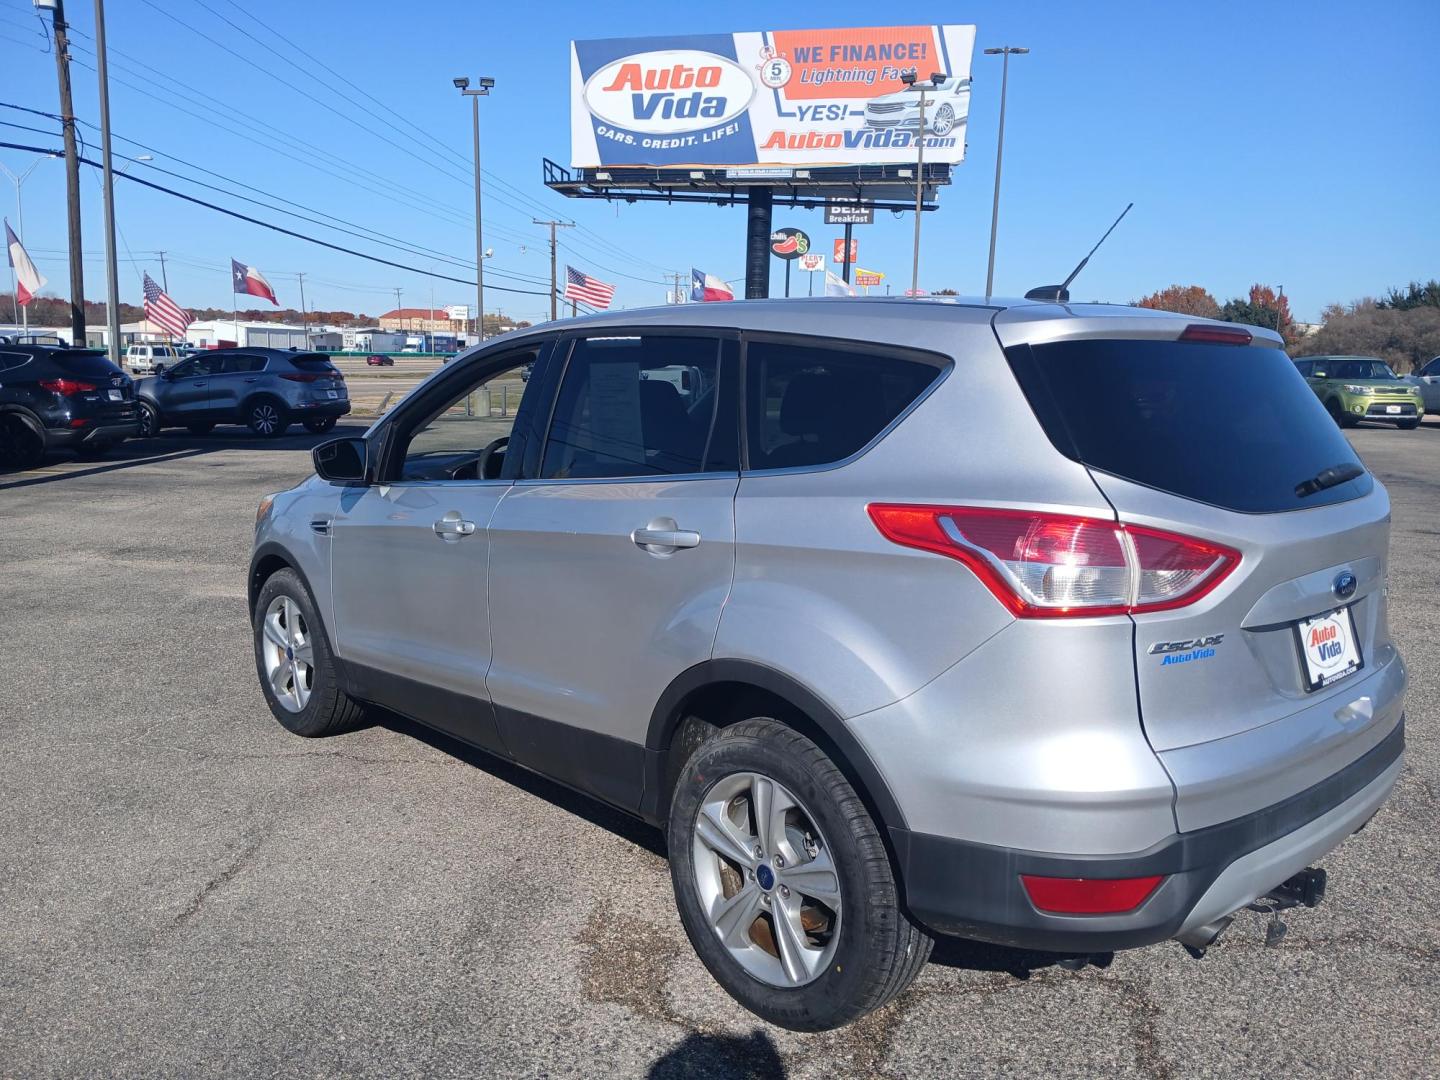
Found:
[1178,323,1253,345]
[1020,874,1164,914]
[280,373,321,383]
[39,377,98,395]
[867,505,1239,618]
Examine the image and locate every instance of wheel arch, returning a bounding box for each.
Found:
[641,659,910,841]
[248,540,312,618]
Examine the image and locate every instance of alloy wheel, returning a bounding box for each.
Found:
[691,771,843,988]
[251,403,281,435]
[260,595,314,713]
[931,104,956,135]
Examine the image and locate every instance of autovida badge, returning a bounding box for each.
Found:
[1333,571,1358,600]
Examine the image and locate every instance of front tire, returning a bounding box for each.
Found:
[253,568,366,737]
[668,719,932,1031]
[246,398,290,437]
[303,416,337,434]
[930,103,956,136]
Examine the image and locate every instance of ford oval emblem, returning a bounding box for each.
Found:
[1333,571,1358,600]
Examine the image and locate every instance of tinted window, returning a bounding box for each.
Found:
[0,350,30,373]
[1325,358,1398,380]
[1007,339,1371,513]
[1421,357,1440,377]
[221,355,266,374]
[50,351,122,378]
[743,339,941,470]
[1293,360,1312,376]
[289,354,337,371]
[542,335,726,479]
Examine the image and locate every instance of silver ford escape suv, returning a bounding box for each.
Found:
[249,298,1405,1031]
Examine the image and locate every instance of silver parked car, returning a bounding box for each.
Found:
[249,298,1405,1030]
[1403,355,1440,413]
[135,348,350,437]
[863,75,971,135]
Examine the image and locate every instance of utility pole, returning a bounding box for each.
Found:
[670,271,688,304]
[47,0,86,344]
[454,77,494,340]
[984,47,1029,299]
[154,250,168,292]
[296,271,310,348]
[93,0,123,365]
[532,219,574,320]
[393,287,402,334]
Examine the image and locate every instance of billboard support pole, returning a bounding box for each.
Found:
[842,222,853,284]
[784,259,791,299]
[745,187,772,299]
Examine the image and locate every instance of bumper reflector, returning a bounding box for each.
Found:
[1020,874,1165,914]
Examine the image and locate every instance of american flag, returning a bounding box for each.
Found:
[563,265,616,310]
[142,272,192,340]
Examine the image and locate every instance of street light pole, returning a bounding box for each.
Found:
[93,0,123,365]
[903,70,946,298]
[983,46,1028,299]
[454,76,494,341]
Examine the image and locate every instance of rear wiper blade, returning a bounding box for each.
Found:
[1295,462,1365,498]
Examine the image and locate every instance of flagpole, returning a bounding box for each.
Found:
[93,0,123,366]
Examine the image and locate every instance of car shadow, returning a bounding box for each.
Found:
[646,1031,787,1079]
[371,710,1106,980]
[0,422,372,490]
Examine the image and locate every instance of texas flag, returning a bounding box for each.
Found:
[231,258,278,306]
[691,268,733,303]
[5,219,46,305]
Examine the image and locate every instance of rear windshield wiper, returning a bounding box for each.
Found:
[1295,462,1365,498]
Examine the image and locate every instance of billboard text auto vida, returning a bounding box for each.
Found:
[570,25,976,169]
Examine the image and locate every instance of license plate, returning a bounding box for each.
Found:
[1295,606,1362,691]
[107,388,123,401]
[325,390,338,399]
[1386,404,1401,414]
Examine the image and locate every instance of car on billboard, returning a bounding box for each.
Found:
[862,75,972,134]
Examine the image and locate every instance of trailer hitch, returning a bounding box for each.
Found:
[1247,867,1327,946]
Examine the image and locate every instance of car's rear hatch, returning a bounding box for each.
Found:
[288,354,346,399]
[47,350,135,421]
[996,310,1403,829]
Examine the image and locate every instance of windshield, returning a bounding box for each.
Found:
[1323,359,1398,380]
[1006,339,1371,514]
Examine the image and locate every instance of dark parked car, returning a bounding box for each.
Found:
[135,348,350,437]
[0,343,139,469]
[365,354,393,367]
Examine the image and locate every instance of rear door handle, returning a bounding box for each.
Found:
[433,512,476,542]
[244,377,259,383]
[632,517,701,553]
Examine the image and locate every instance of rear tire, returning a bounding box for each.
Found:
[246,398,290,437]
[253,568,366,737]
[668,718,932,1032]
[0,412,45,470]
[303,416,337,434]
[136,400,161,438]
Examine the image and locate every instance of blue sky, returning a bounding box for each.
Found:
[0,0,1435,323]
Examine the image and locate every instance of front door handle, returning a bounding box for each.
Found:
[433,512,477,542]
[632,517,701,553]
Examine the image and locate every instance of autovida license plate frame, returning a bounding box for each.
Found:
[1294,605,1364,692]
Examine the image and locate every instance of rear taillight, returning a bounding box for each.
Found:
[280,372,321,383]
[1020,874,1164,914]
[39,377,98,395]
[1178,323,1252,345]
[867,505,1239,618]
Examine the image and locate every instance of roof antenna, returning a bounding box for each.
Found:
[1024,202,1133,303]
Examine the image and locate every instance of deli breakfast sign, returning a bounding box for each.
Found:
[570,25,976,169]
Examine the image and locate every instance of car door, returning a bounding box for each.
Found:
[327,341,552,754]
[159,354,219,419]
[210,353,266,419]
[485,329,739,811]
[1417,357,1440,411]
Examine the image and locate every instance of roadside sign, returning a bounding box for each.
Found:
[770,228,810,260]
[798,253,825,272]
[833,238,858,264]
[854,268,884,287]
[825,199,874,226]
[445,304,472,320]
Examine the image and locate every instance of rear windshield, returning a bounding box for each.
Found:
[1006,339,1372,513]
[50,351,122,378]
[288,354,337,371]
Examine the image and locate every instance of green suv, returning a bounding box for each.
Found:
[1294,355,1424,429]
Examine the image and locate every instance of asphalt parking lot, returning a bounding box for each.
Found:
[2,420,1437,1078]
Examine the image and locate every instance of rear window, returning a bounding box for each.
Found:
[289,353,337,371]
[49,351,122,379]
[1006,339,1372,513]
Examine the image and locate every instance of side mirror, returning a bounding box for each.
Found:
[1312,371,1327,380]
[313,436,370,484]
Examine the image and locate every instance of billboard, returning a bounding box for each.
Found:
[570,25,976,169]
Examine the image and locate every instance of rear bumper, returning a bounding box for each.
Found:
[891,718,1403,952]
[44,419,141,447]
[292,400,351,418]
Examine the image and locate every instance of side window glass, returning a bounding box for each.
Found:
[540,334,724,479]
[1423,358,1440,377]
[0,350,27,373]
[169,358,197,379]
[1295,361,1312,377]
[398,351,538,481]
[221,355,262,374]
[743,339,942,471]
